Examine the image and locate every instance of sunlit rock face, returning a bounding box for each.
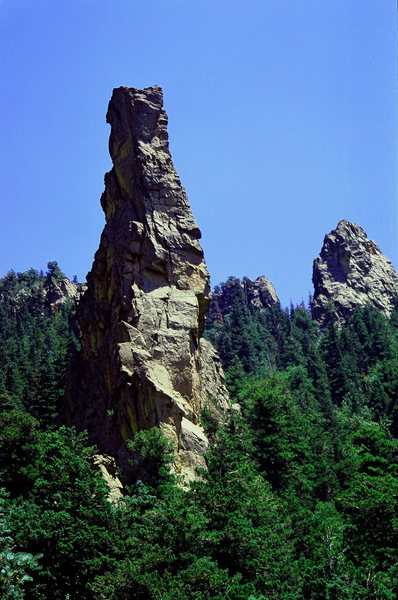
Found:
[66,86,228,480]
[311,220,398,327]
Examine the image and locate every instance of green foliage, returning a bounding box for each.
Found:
[204,276,283,375]
[0,267,79,428]
[237,369,327,497]
[0,490,39,600]
[190,421,296,598]
[127,427,176,491]
[337,424,397,572]
[204,279,398,598]
[0,409,41,497]
[0,414,117,600]
[45,261,64,284]
[206,281,398,432]
[0,268,397,598]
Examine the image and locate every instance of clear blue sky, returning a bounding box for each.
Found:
[1,0,396,308]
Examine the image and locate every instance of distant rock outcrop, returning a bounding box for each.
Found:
[311,220,398,326]
[244,276,279,310]
[45,277,79,307]
[65,86,228,481]
[209,275,279,325]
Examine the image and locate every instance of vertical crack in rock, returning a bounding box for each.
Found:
[66,86,229,480]
[311,220,398,327]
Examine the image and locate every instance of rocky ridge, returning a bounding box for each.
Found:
[65,86,228,480]
[311,219,398,326]
[210,275,280,325]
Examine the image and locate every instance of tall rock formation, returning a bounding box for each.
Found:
[311,220,398,326]
[66,86,228,480]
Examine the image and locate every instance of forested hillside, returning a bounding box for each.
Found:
[0,268,397,599]
[0,264,79,426]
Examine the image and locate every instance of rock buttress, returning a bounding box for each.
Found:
[66,86,229,480]
[311,220,398,327]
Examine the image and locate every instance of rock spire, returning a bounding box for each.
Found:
[311,219,398,326]
[66,86,228,480]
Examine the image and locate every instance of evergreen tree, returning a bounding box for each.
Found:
[0,490,39,600]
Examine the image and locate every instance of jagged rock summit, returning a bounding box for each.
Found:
[66,86,228,480]
[311,219,398,326]
[244,276,279,310]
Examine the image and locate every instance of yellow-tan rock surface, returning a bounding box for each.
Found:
[66,86,228,480]
[312,220,398,326]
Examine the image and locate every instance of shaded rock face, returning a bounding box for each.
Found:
[311,220,398,326]
[66,86,228,480]
[45,277,79,307]
[244,276,279,310]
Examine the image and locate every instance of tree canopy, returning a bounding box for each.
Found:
[0,269,396,599]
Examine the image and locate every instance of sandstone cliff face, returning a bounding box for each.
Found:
[66,86,228,480]
[311,220,398,326]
